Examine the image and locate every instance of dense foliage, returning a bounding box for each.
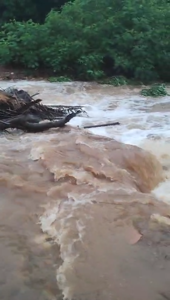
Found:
[141,84,169,97]
[0,0,169,82]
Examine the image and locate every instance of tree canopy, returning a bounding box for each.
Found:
[0,0,169,82]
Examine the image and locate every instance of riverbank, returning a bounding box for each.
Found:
[0,65,169,88]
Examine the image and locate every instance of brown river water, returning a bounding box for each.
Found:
[1,80,170,300]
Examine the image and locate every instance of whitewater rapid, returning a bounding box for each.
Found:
[0,80,170,300]
[1,80,170,203]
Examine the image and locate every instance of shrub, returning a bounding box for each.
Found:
[0,0,169,82]
[0,20,47,68]
[48,76,71,82]
[141,84,169,97]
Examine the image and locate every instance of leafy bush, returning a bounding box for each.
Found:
[48,76,71,82]
[98,76,128,86]
[0,0,169,82]
[141,84,169,97]
[0,21,47,68]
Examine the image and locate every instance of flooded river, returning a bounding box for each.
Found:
[0,80,170,300]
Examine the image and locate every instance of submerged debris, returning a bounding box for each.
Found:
[0,87,86,132]
[0,87,121,133]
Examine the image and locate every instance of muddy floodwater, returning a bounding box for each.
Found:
[1,80,170,300]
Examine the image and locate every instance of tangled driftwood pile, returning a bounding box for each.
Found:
[0,87,120,133]
[0,88,86,132]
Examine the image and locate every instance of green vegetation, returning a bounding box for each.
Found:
[0,0,169,82]
[48,76,72,82]
[141,84,169,97]
[98,76,128,86]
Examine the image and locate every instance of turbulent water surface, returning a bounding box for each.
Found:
[1,80,170,300]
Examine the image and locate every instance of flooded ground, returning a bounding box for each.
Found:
[0,80,170,300]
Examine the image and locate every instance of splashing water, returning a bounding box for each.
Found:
[0,80,170,300]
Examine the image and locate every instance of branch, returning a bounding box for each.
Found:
[2,111,78,133]
[83,122,120,129]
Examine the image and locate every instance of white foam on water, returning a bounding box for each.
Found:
[68,89,170,205]
[22,81,169,300]
[2,81,170,201]
[2,80,170,300]
[1,80,170,204]
[69,95,170,146]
